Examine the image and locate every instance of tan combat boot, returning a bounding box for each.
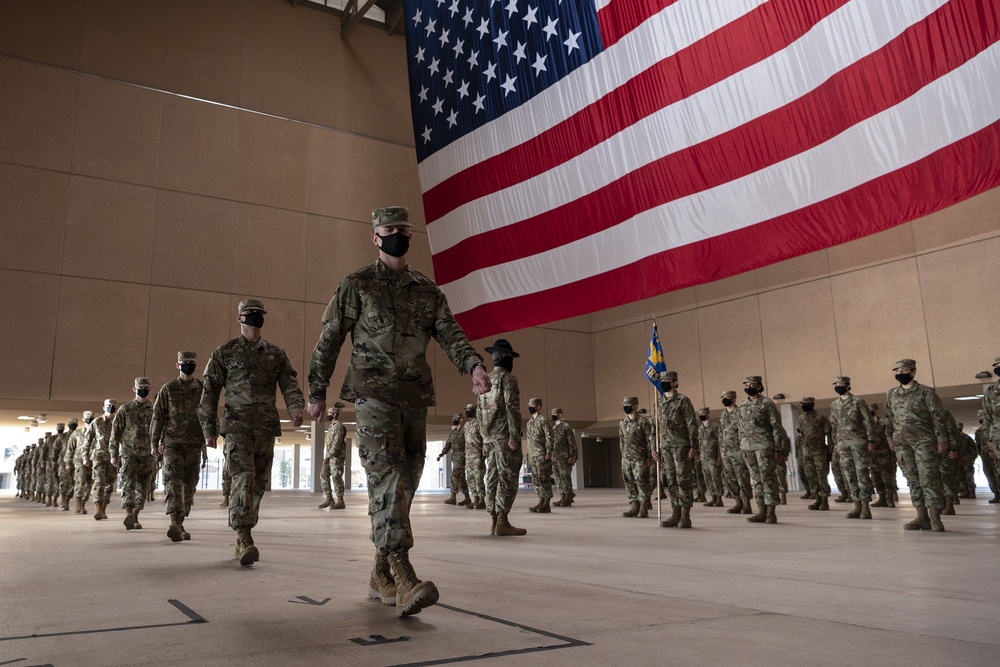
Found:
[167,512,184,542]
[779,492,786,505]
[765,505,777,524]
[741,495,753,514]
[886,493,896,508]
[807,497,822,510]
[219,495,229,508]
[368,553,396,605]
[747,503,767,523]
[133,510,142,529]
[714,495,725,507]
[835,491,849,503]
[527,498,542,513]
[903,507,931,531]
[489,512,497,535]
[727,496,743,514]
[80,499,89,515]
[537,497,551,513]
[94,503,106,520]
[443,491,458,505]
[332,497,346,510]
[702,495,716,508]
[495,512,527,536]
[475,497,487,510]
[124,508,136,530]
[318,493,333,509]
[660,506,681,528]
[467,495,479,509]
[871,494,888,508]
[678,506,692,528]
[819,496,830,510]
[860,501,872,520]
[658,486,667,500]
[235,528,259,566]
[928,507,945,532]
[800,491,813,500]
[942,497,956,516]
[637,501,649,519]
[74,498,83,515]
[459,490,471,506]
[61,495,71,511]
[622,501,640,517]
[44,495,53,507]
[388,550,439,617]
[846,502,862,519]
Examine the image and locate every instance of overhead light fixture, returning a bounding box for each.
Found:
[772,393,785,400]
[37,414,48,424]
[954,395,984,401]
[17,415,34,420]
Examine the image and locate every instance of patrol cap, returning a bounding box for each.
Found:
[103,399,117,409]
[622,396,638,406]
[68,418,78,425]
[372,206,414,230]
[721,390,737,399]
[56,422,65,429]
[833,376,851,385]
[551,407,564,416]
[979,409,988,418]
[134,377,151,388]
[870,403,880,411]
[238,299,266,314]
[465,403,476,411]
[83,410,94,419]
[893,359,916,371]
[452,413,463,421]
[177,351,197,363]
[326,402,346,415]
[993,356,1000,367]
[698,407,710,416]
[528,397,542,407]
[744,375,763,385]
[485,338,519,358]
[801,397,816,404]
[657,370,678,382]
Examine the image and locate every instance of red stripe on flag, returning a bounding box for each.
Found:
[451,120,1000,340]
[597,0,681,48]
[422,0,850,223]
[433,0,1000,286]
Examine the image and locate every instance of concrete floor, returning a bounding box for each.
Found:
[1,488,998,667]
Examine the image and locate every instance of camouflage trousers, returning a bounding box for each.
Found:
[801,447,831,498]
[320,455,346,499]
[91,455,114,506]
[722,448,752,500]
[120,455,154,511]
[896,440,942,510]
[979,447,999,495]
[553,456,574,496]
[73,461,92,500]
[224,432,276,530]
[775,459,788,493]
[465,445,486,497]
[163,445,201,517]
[46,468,59,497]
[528,451,552,499]
[796,449,809,489]
[693,459,706,496]
[831,449,848,497]
[661,446,695,509]
[449,454,468,495]
[485,441,522,514]
[838,445,873,503]
[355,397,427,556]
[58,464,74,498]
[870,446,897,496]
[939,453,962,500]
[700,452,723,497]
[34,469,46,496]
[623,456,651,503]
[743,447,780,507]
[221,459,232,497]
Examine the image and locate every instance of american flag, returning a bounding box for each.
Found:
[404,0,1000,340]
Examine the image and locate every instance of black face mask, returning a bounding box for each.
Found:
[722,398,733,407]
[801,404,814,412]
[106,406,116,414]
[895,373,913,385]
[994,367,1000,377]
[465,410,475,418]
[834,386,849,396]
[69,424,77,431]
[494,357,513,373]
[242,311,264,328]
[179,362,196,376]
[57,428,64,434]
[84,417,94,425]
[528,407,537,415]
[659,382,671,393]
[551,414,558,422]
[452,420,460,426]
[623,405,634,415]
[327,415,334,422]
[744,387,758,397]
[136,388,150,398]
[698,415,707,422]
[377,232,410,258]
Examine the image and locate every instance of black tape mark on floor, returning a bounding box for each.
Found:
[350,634,411,646]
[385,603,591,667]
[0,600,206,642]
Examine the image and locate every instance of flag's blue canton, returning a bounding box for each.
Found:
[646,323,667,396]
[404,0,603,162]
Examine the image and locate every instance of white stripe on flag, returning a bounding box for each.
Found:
[417,0,770,190]
[426,0,948,254]
[441,40,1000,314]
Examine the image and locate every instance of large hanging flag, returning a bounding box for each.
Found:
[403,0,1000,340]
[645,323,667,395]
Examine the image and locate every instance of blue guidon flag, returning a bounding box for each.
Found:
[404,0,1000,339]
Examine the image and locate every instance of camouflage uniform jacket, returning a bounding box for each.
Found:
[719,409,741,454]
[308,260,483,407]
[525,414,554,458]
[66,425,89,465]
[983,380,1000,443]
[737,395,790,454]
[464,417,484,451]
[477,367,521,445]
[975,424,990,453]
[796,411,831,454]
[49,432,69,469]
[871,417,890,451]
[883,381,947,447]
[829,395,875,449]
[944,411,962,453]
[619,414,653,460]
[199,335,305,439]
[110,400,154,460]
[441,426,466,461]
[657,392,698,450]
[698,420,721,459]
[552,421,577,459]
[324,420,347,459]
[151,377,205,449]
[85,415,114,461]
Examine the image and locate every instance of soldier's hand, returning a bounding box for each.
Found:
[111,457,119,468]
[867,443,875,453]
[472,364,491,395]
[716,457,723,467]
[651,449,661,463]
[687,447,698,460]
[544,453,551,461]
[66,464,71,471]
[205,436,218,449]
[84,459,91,468]
[436,454,442,461]
[936,441,948,455]
[158,445,165,456]
[307,401,326,421]
[567,456,577,465]
[323,457,330,465]
[948,449,958,460]
[290,411,304,428]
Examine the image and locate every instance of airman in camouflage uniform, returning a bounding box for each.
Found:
[34,433,52,505]
[551,408,578,507]
[884,359,949,532]
[829,376,876,520]
[939,410,964,516]
[737,375,790,524]
[55,421,76,510]
[797,397,832,511]
[111,378,155,530]
[201,298,305,566]
[654,371,699,528]
[619,396,653,518]
[306,206,490,617]
[720,391,752,514]
[957,423,978,499]
[14,445,30,499]
[69,412,94,514]
[478,339,525,536]
[974,410,999,503]
[698,407,724,508]
[525,398,554,513]
[868,404,897,508]
[438,412,470,507]
[464,404,487,510]
[982,357,1000,480]
[319,403,348,510]
[45,424,68,509]
[152,352,208,542]
[85,400,117,520]
[830,415,851,504]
